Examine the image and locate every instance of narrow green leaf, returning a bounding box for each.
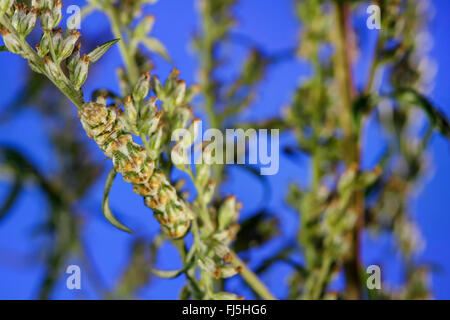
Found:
[395,88,450,139]
[87,39,120,64]
[0,45,9,52]
[102,167,133,233]
[0,173,23,221]
[141,37,171,61]
[150,267,186,279]
[150,257,194,279]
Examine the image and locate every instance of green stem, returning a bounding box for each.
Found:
[194,183,215,233]
[364,35,383,95]
[335,2,363,300]
[198,6,225,190]
[195,3,275,300]
[0,15,84,108]
[105,5,140,85]
[230,252,276,300]
[193,172,275,300]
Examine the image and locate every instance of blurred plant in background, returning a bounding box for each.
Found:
[281,0,449,299]
[0,0,449,300]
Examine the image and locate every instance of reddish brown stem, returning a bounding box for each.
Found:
[335,1,363,299]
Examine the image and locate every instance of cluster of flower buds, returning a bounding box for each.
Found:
[78,69,202,238]
[0,0,93,90]
[195,196,242,281]
[38,0,62,30]
[79,98,194,238]
[212,196,241,247]
[132,14,155,41]
[197,253,242,280]
[139,170,194,238]
[148,68,246,281]
[70,54,90,89]
[114,0,159,28]
[0,26,21,53]
[0,2,38,53]
[117,73,166,162]
[151,69,200,115]
[10,3,38,37]
[316,165,380,259]
[0,0,14,13]
[50,28,81,61]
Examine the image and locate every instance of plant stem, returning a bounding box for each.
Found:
[0,15,84,108]
[230,251,276,300]
[105,5,140,85]
[364,35,383,95]
[194,173,276,300]
[334,1,363,300]
[198,6,225,190]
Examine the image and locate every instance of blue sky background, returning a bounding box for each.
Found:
[0,0,449,299]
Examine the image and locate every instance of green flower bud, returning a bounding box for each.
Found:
[11,3,26,30]
[0,27,21,54]
[19,8,38,36]
[165,68,180,93]
[203,179,216,204]
[67,42,80,75]
[195,162,209,189]
[139,95,157,118]
[148,124,163,159]
[133,72,150,102]
[123,96,138,127]
[42,0,53,9]
[31,0,43,10]
[172,106,192,130]
[35,44,42,57]
[43,55,59,79]
[171,141,188,167]
[52,0,62,27]
[217,196,239,230]
[356,166,382,189]
[41,9,54,30]
[59,29,80,60]
[0,0,14,12]
[72,54,90,89]
[145,110,162,136]
[198,257,217,275]
[337,163,358,194]
[213,242,231,261]
[36,33,49,57]
[151,75,164,98]
[173,80,186,105]
[133,15,155,40]
[201,140,214,164]
[212,225,239,245]
[184,84,201,103]
[180,118,200,148]
[50,28,63,56]
[218,265,241,279]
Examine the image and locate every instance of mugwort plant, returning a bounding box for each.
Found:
[0,0,449,300]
